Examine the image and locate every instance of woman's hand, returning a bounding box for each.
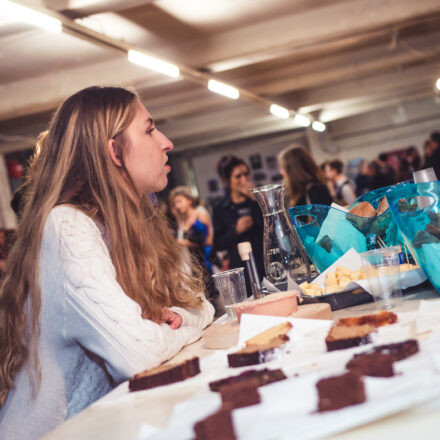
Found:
[160,308,183,329]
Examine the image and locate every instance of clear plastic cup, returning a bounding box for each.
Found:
[212,268,248,320]
[361,246,403,310]
[413,168,438,208]
[413,167,438,183]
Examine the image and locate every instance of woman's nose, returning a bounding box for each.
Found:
[158,130,173,152]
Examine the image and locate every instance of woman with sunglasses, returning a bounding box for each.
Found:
[212,155,264,282]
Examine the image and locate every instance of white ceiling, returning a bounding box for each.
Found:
[1,0,440,153]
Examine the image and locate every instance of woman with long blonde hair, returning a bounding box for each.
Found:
[0,86,214,439]
[278,144,333,207]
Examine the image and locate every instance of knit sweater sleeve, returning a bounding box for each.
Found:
[46,206,214,383]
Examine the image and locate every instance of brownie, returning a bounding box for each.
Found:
[209,368,286,392]
[194,409,236,440]
[325,325,374,351]
[336,311,397,328]
[346,352,394,377]
[129,357,200,392]
[227,335,290,368]
[356,339,419,362]
[220,378,261,410]
[317,371,366,412]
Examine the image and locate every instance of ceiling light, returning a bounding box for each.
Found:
[4,0,62,33]
[436,77,440,91]
[294,113,311,127]
[128,50,180,78]
[270,104,290,119]
[207,80,239,100]
[312,120,326,132]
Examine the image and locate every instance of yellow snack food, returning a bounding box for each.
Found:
[325,285,340,294]
[300,281,322,296]
[303,262,416,297]
[335,266,351,278]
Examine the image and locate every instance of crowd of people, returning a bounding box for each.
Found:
[164,130,440,296]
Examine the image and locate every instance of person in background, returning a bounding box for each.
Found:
[169,186,219,311]
[375,153,397,188]
[355,160,372,196]
[0,230,7,275]
[169,186,212,273]
[213,155,265,282]
[423,131,440,176]
[324,159,357,206]
[0,86,214,439]
[320,160,336,199]
[278,144,333,207]
[398,146,421,182]
[194,196,214,250]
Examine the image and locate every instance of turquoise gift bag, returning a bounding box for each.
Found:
[289,183,407,273]
[386,181,440,293]
[349,183,409,251]
[289,204,368,273]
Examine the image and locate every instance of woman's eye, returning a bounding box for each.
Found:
[147,127,156,135]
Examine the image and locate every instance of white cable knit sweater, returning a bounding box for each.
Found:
[0,206,214,440]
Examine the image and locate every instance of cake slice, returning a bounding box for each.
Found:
[356,339,419,362]
[194,410,236,440]
[228,336,290,368]
[317,371,366,412]
[245,322,292,346]
[228,322,292,368]
[325,324,374,351]
[209,368,286,392]
[219,378,261,410]
[336,310,397,328]
[129,357,200,392]
[346,352,394,377]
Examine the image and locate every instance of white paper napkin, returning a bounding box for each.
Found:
[237,313,332,347]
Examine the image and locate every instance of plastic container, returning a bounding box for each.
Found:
[386,181,440,293]
[361,246,403,310]
[289,184,407,273]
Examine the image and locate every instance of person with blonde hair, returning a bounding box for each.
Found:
[169,186,212,271]
[278,144,333,207]
[0,86,214,439]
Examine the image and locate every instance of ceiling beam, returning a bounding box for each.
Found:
[293,61,440,113]
[41,0,158,16]
[0,56,177,121]
[320,87,436,123]
[185,0,440,72]
[246,31,440,95]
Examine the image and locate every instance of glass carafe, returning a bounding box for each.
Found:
[250,183,311,289]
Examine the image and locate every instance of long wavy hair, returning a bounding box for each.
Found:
[278,144,327,207]
[0,86,203,403]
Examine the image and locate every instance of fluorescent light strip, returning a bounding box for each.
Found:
[294,113,311,127]
[436,77,440,91]
[270,104,290,119]
[208,79,239,100]
[312,120,326,132]
[5,1,62,33]
[128,50,180,78]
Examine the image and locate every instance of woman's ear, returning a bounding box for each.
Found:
[107,139,123,168]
